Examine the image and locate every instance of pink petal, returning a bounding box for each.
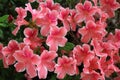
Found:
[24,28,38,38]
[2,47,11,56]
[84,1,92,10]
[13,50,26,62]
[7,55,15,65]
[31,55,40,64]
[23,38,31,45]
[12,26,20,36]
[59,27,67,37]
[26,63,37,78]
[57,71,66,79]
[14,62,25,72]
[74,13,85,23]
[81,34,91,43]
[15,7,27,18]
[58,38,67,47]
[40,25,50,36]
[8,40,19,50]
[49,41,58,51]
[38,65,47,79]
[23,46,34,58]
[2,57,8,68]
[45,62,55,71]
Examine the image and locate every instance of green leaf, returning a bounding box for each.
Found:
[60,42,75,51]
[50,75,56,80]
[0,15,9,23]
[54,0,62,2]
[0,23,7,27]
[63,74,80,80]
[0,29,3,38]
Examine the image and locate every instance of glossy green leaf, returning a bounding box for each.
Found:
[60,42,75,51]
[0,29,3,38]
[0,23,7,27]
[0,15,9,23]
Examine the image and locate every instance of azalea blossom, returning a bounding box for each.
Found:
[0,44,8,68]
[107,29,120,48]
[25,3,41,21]
[83,57,100,74]
[2,40,19,66]
[100,0,120,17]
[58,7,70,31]
[23,28,42,49]
[99,56,119,77]
[75,1,97,23]
[1,0,120,79]
[79,20,107,43]
[73,44,94,66]
[91,39,118,57]
[36,10,58,36]
[67,9,77,31]
[46,26,67,51]
[81,71,104,80]
[37,50,57,79]
[39,0,60,11]
[55,56,77,79]
[12,7,28,35]
[13,46,39,78]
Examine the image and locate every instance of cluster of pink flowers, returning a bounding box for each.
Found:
[0,0,120,79]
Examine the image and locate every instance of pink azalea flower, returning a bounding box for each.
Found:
[79,20,107,43]
[13,46,39,78]
[39,0,60,11]
[100,0,120,17]
[36,10,58,36]
[2,40,19,66]
[81,71,104,80]
[67,9,77,31]
[0,43,8,68]
[19,42,26,50]
[37,50,57,79]
[99,12,109,22]
[83,57,100,74]
[23,28,42,49]
[72,44,94,66]
[46,26,67,51]
[75,1,97,23]
[55,56,77,79]
[25,3,42,21]
[94,8,109,23]
[12,7,28,35]
[99,56,119,77]
[58,7,70,31]
[91,39,118,57]
[106,29,120,49]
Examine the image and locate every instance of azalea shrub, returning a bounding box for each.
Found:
[0,0,120,80]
